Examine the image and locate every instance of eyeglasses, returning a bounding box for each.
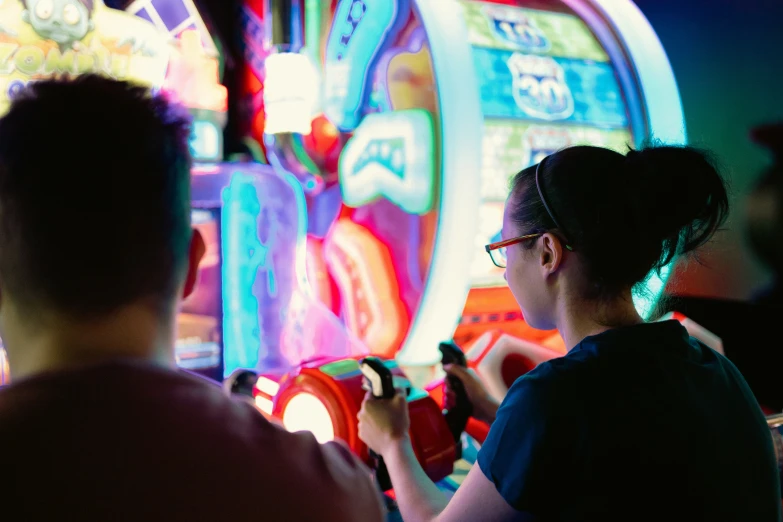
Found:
[485,232,574,268]
[485,156,576,269]
[484,233,543,268]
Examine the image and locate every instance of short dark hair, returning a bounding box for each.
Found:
[0,75,192,319]
[509,144,730,300]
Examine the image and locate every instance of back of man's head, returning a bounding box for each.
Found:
[0,75,193,320]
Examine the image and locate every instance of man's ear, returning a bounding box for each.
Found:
[539,232,565,277]
[182,228,206,300]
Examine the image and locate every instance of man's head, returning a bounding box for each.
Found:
[0,75,201,333]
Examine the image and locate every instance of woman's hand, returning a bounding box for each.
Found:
[357,391,410,455]
[443,364,500,425]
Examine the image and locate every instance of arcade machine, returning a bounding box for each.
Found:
[124,0,363,381]
[230,0,755,502]
[239,0,687,372]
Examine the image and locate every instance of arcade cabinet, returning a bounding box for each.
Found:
[240,0,688,377]
[125,0,366,381]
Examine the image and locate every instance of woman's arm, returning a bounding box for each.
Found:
[436,462,532,522]
[382,436,449,521]
[382,438,524,522]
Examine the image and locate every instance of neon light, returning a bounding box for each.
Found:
[254,395,273,415]
[222,173,264,374]
[282,393,336,443]
[323,0,410,131]
[324,219,408,359]
[339,110,435,215]
[263,52,318,134]
[221,169,310,376]
[304,0,322,68]
[255,375,281,397]
[306,237,336,312]
[582,0,687,144]
[395,1,483,366]
[190,120,220,161]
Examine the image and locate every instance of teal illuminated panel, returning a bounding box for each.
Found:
[339,109,435,215]
[472,48,628,127]
[323,0,410,131]
[320,359,360,377]
[221,170,306,376]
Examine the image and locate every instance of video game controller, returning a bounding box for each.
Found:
[224,368,259,397]
[360,356,395,491]
[439,341,473,460]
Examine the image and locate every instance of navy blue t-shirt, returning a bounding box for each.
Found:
[477,321,781,521]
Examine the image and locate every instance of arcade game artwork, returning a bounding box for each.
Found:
[240,0,686,372]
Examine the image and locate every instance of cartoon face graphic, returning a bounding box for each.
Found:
[22,0,94,49]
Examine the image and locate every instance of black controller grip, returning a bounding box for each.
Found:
[439,341,473,460]
[360,357,395,491]
[360,356,395,399]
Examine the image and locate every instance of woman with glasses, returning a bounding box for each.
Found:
[357,145,782,521]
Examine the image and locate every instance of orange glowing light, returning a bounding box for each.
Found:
[324,219,409,359]
[306,236,337,313]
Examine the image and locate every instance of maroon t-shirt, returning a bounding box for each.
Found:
[0,361,385,521]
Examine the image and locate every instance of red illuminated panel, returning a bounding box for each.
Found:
[456,286,559,347]
[324,219,409,358]
[305,235,337,313]
[270,356,455,486]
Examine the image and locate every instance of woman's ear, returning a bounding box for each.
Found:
[539,232,566,276]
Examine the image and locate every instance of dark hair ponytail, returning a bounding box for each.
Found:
[509,144,729,299]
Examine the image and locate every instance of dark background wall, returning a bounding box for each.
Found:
[632,0,783,300]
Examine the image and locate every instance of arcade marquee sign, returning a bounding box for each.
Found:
[0,0,170,115]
